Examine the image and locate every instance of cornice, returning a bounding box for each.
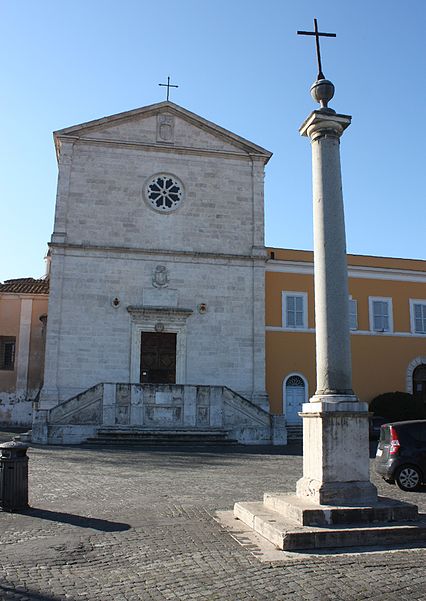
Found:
[265,326,426,338]
[127,306,193,317]
[49,242,267,265]
[55,134,265,162]
[0,293,49,300]
[266,260,426,283]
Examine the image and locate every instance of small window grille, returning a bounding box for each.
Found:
[286,375,305,387]
[0,337,16,370]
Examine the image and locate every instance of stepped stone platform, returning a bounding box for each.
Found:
[286,425,303,441]
[84,427,238,447]
[234,492,425,551]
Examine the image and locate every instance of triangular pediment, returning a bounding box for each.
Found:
[54,101,272,161]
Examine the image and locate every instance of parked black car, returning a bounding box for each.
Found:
[375,420,426,491]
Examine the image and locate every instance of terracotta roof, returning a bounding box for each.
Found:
[0,277,49,294]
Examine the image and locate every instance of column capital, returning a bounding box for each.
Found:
[299,110,351,141]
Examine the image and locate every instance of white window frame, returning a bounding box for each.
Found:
[282,291,308,330]
[349,297,358,331]
[410,299,426,335]
[369,296,393,333]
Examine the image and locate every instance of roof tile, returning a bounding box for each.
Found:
[0,278,49,295]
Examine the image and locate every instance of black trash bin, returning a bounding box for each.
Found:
[0,440,29,511]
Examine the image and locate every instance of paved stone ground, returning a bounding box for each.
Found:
[1,429,426,601]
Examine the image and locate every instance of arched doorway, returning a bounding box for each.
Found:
[284,374,307,425]
[413,364,426,406]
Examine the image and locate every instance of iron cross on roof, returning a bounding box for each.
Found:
[159,76,179,101]
[297,18,336,80]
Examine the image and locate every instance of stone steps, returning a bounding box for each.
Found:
[84,428,238,447]
[234,494,425,551]
[286,425,303,440]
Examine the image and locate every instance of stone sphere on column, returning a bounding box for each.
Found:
[310,79,335,110]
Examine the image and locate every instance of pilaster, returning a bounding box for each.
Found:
[15,298,33,397]
[39,248,66,408]
[51,139,74,244]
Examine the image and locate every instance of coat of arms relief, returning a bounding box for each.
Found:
[152,265,169,288]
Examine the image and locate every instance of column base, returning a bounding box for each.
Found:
[233,494,422,550]
[264,492,417,526]
[296,477,378,506]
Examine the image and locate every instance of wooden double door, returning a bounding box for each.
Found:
[140,332,177,384]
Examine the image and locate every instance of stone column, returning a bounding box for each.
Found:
[308,111,353,396]
[297,80,377,506]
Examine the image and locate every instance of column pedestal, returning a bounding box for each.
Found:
[296,397,378,506]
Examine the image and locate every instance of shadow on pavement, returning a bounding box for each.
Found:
[77,442,304,456]
[0,428,302,456]
[17,507,131,532]
[0,584,75,601]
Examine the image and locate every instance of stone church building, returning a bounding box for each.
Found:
[32,101,281,444]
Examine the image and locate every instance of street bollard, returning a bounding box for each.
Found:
[0,440,29,511]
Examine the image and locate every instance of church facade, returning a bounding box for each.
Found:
[32,101,279,444]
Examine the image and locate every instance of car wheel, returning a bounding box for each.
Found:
[395,465,422,492]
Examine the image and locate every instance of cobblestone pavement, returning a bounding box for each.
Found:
[1,429,426,601]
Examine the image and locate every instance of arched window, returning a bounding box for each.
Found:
[284,374,307,425]
[413,364,426,405]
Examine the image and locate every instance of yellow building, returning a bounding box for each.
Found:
[266,248,426,432]
[0,278,49,425]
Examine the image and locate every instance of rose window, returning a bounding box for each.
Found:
[145,174,183,212]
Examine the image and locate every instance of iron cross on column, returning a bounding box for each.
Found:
[159,76,179,101]
[297,18,336,80]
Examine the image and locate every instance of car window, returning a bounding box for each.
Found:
[410,424,426,443]
[380,426,390,444]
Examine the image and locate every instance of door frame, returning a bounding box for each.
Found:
[128,307,192,384]
[413,364,426,403]
[283,372,308,424]
[406,356,426,394]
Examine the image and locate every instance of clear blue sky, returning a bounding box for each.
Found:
[1,0,425,282]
